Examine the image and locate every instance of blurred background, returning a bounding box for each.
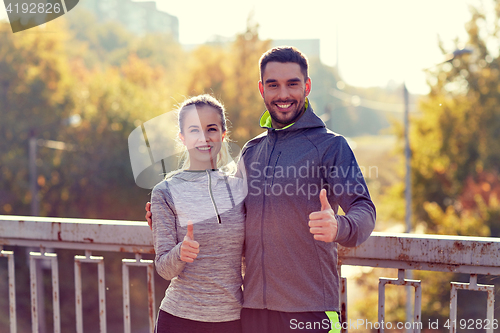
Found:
[1,0,500,331]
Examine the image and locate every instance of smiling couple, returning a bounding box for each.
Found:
[145,46,376,333]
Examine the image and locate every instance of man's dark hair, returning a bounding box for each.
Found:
[259,46,309,82]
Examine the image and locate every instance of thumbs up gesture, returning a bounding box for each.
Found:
[308,189,338,243]
[180,221,200,263]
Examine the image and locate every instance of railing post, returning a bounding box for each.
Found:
[378,275,386,333]
[123,259,131,333]
[122,253,156,333]
[450,274,495,333]
[1,249,17,333]
[29,251,60,333]
[75,250,107,333]
[379,269,421,333]
[340,277,347,333]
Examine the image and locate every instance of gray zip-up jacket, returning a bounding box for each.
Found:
[240,100,376,312]
[151,170,246,322]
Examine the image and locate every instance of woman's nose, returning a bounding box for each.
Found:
[197,131,207,142]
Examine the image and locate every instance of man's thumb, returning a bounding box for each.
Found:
[186,221,194,240]
[320,189,331,211]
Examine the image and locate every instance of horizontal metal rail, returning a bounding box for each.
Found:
[0,215,154,253]
[2,216,500,272]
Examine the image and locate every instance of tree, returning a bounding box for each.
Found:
[0,20,75,217]
[407,3,500,236]
[0,18,176,331]
[223,19,271,144]
[369,2,500,330]
[182,19,271,147]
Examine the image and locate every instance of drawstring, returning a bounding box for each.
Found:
[207,170,222,223]
[224,175,236,208]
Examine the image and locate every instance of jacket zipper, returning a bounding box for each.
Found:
[270,151,282,186]
[207,170,222,223]
[261,130,279,306]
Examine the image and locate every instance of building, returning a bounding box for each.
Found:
[271,39,320,60]
[81,0,179,40]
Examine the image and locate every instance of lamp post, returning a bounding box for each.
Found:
[28,115,80,333]
[29,129,39,216]
[403,47,473,332]
[404,83,411,234]
[29,115,80,216]
[403,82,413,333]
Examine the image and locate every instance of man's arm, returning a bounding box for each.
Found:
[322,136,376,247]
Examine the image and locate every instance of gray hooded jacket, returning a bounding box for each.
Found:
[151,170,246,322]
[240,100,376,312]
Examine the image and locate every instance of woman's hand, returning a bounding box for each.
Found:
[180,221,200,263]
[145,202,152,230]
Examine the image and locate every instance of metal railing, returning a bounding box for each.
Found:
[1,215,499,333]
[338,233,500,333]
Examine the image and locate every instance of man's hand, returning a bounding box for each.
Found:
[180,221,200,263]
[145,202,152,229]
[308,189,338,242]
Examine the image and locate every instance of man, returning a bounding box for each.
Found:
[147,46,376,333]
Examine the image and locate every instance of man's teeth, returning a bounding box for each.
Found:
[277,103,292,108]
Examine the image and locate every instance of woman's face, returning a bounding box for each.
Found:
[179,105,226,170]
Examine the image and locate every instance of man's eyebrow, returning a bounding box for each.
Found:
[206,124,218,127]
[265,77,302,84]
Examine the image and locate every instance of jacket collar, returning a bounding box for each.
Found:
[172,169,222,182]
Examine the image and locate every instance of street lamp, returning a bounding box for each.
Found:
[443,47,473,63]
[29,114,81,216]
[403,47,473,331]
[405,47,473,232]
[27,115,81,333]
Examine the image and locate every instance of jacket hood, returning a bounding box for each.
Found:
[259,98,326,132]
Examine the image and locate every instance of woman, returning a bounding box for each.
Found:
[151,94,245,333]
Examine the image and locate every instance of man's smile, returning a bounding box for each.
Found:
[275,101,295,111]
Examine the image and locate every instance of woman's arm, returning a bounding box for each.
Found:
[151,183,187,280]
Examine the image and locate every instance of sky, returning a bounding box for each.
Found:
[150,0,477,95]
[1,0,480,94]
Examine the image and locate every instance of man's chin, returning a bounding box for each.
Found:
[276,110,301,125]
[273,117,295,128]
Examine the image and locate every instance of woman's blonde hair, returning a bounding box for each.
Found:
[165,94,236,178]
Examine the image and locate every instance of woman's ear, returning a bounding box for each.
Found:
[222,131,226,141]
[178,132,185,145]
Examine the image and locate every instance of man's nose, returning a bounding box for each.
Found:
[278,86,290,100]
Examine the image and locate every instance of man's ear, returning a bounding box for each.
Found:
[305,77,312,96]
[258,81,264,98]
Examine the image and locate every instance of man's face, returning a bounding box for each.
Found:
[259,62,311,129]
